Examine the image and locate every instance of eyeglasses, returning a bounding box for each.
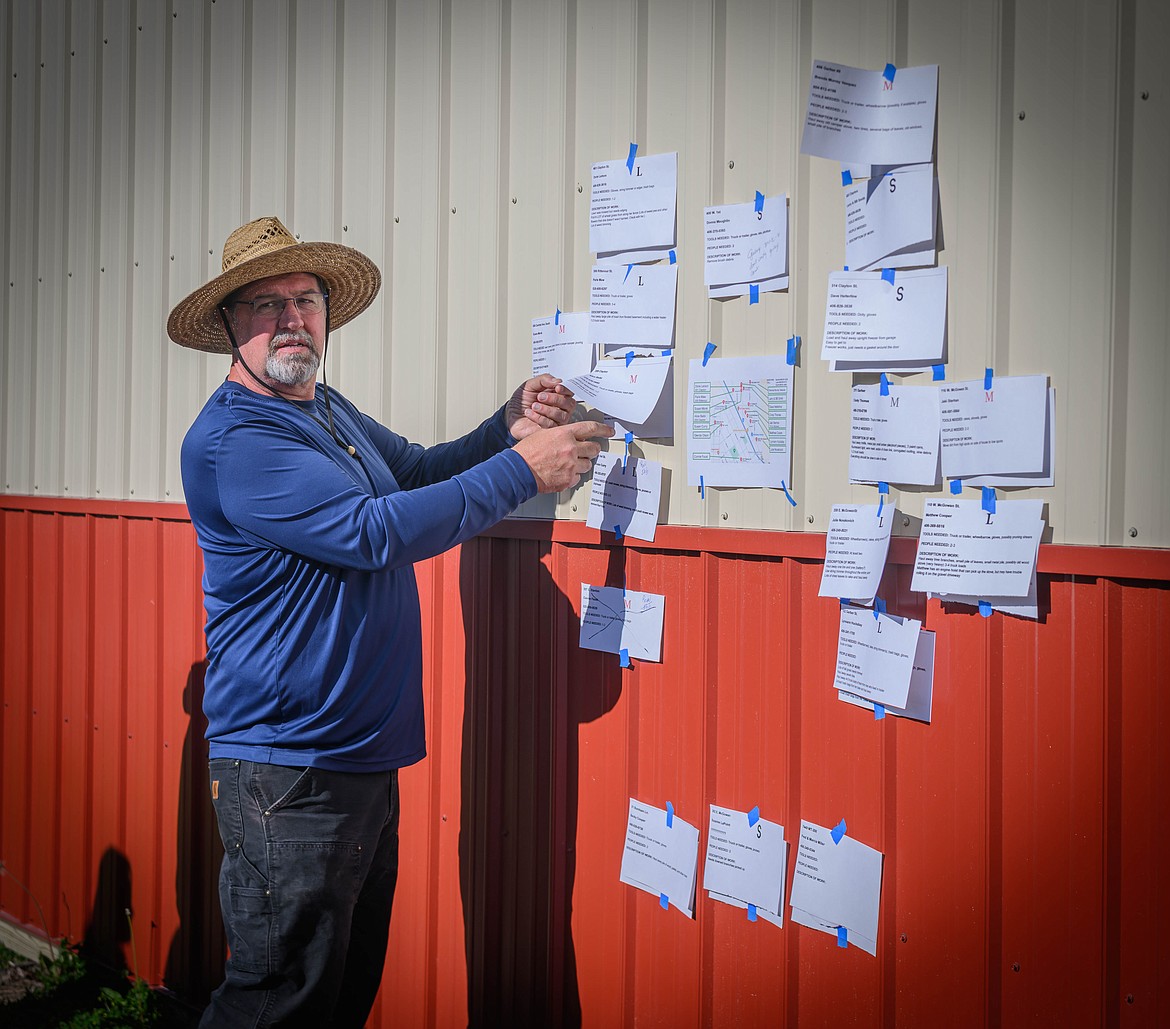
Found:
[227,291,328,320]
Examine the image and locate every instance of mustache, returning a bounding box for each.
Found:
[269,330,317,352]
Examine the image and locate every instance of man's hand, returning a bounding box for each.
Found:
[512,421,614,494]
[506,374,577,440]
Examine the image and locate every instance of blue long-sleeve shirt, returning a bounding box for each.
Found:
[181,380,537,771]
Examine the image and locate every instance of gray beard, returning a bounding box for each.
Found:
[266,333,321,386]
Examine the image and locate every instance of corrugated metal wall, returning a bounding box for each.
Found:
[1,0,1168,544]
[2,498,1168,1026]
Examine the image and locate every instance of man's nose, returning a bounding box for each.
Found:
[277,298,305,329]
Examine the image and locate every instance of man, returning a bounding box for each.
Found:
[167,216,610,1026]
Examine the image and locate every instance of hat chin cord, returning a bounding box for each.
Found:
[218,298,360,460]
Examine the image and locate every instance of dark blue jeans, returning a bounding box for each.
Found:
[200,759,399,1028]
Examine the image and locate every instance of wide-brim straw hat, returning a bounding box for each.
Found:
[167,215,381,353]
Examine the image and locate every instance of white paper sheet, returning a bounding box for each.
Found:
[703,805,787,921]
[707,274,790,299]
[531,311,594,380]
[564,354,672,425]
[821,267,947,364]
[585,451,663,543]
[818,504,895,601]
[933,557,1040,620]
[910,499,1044,597]
[704,193,788,286]
[789,819,883,956]
[800,60,938,166]
[589,262,678,348]
[619,797,700,918]
[832,605,920,708]
[839,628,935,722]
[687,356,794,488]
[579,584,665,662]
[849,383,941,487]
[589,151,678,257]
[940,375,1049,479]
[964,389,1055,487]
[845,163,936,272]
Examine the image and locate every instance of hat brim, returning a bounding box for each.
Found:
[166,241,382,353]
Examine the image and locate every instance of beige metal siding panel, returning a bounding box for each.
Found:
[291,0,338,237]
[4,0,38,497]
[334,0,392,419]
[389,0,446,447]
[93,1,134,501]
[1120,0,1170,548]
[247,0,293,218]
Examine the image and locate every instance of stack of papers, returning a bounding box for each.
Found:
[703,805,788,927]
[839,629,935,722]
[940,375,1053,483]
[849,382,941,487]
[579,584,665,662]
[818,503,895,603]
[531,311,593,380]
[585,451,664,543]
[844,163,938,272]
[589,262,678,350]
[821,267,948,372]
[703,193,789,298]
[590,150,678,264]
[619,798,700,917]
[564,353,672,426]
[911,499,1045,618]
[832,605,922,709]
[789,819,883,954]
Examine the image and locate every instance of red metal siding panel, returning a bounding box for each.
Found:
[2,498,1169,1028]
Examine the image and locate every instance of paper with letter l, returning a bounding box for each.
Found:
[619,797,700,917]
[531,311,593,380]
[818,504,895,601]
[940,374,1048,478]
[911,499,1044,597]
[704,194,788,286]
[590,151,677,257]
[801,60,938,166]
[845,163,936,272]
[564,354,671,425]
[579,584,664,662]
[703,805,787,922]
[789,819,883,956]
[585,451,663,543]
[833,605,920,708]
[589,262,678,348]
[822,267,947,364]
[687,355,794,488]
[840,628,935,722]
[849,383,941,487]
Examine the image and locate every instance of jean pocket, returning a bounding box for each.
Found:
[247,761,312,815]
[225,886,273,976]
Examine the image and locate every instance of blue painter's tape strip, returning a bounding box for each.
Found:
[933,363,945,381]
[874,703,886,720]
[831,818,847,845]
[619,647,630,667]
[661,349,671,356]
[841,169,853,186]
[880,372,890,396]
[748,805,760,827]
[786,335,799,365]
[625,351,635,367]
[882,268,896,286]
[614,524,623,540]
[982,486,996,514]
[665,800,674,828]
[780,480,797,507]
[703,341,716,366]
[878,481,890,494]
[699,475,705,499]
[627,142,638,174]
[874,597,886,619]
[877,494,885,520]
[669,249,676,264]
[950,478,963,495]
[979,600,993,618]
[754,190,765,213]
[984,367,994,391]
[840,598,851,607]
[747,904,758,922]
[838,925,849,947]
[554,307,561,325]
[624,263,633,284]
[659,892,669,910]
[883,63,896,82]
[750,283,760,305]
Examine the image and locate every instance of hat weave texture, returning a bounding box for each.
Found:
[166,216,381,353]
